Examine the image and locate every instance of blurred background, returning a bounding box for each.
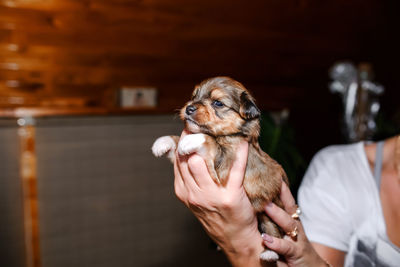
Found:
[1,1,399,266]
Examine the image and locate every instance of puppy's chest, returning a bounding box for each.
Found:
[212,141,244,182]
[214,145,235,170]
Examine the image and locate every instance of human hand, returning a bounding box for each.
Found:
[173,131,327,267]
[262,182,329,267]
[174,131,265,267]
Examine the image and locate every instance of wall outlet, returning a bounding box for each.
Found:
[119,87,157,108]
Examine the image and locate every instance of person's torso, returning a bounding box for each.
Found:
[344,141,400,267]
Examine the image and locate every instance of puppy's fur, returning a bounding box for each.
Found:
[152,77,288,261]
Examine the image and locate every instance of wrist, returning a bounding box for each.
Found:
[225,245,263,267]
[222,227,264,267]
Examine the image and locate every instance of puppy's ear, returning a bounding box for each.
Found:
[191,86,200,100]
[239,91,260,120]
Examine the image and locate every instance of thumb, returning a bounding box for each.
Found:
[228,141,248,189]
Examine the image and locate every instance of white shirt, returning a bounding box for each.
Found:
[298,142,400,267]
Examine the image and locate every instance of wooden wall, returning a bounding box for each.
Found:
[1,0,399,156]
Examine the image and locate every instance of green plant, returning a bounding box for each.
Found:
[258,112,306,190]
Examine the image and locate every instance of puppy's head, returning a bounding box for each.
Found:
[180,77,261,140]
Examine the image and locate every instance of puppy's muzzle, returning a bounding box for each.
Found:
[185,105,197,115]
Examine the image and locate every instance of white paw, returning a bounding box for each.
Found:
[260,250,279,262]
[152,136,176,157]
[177,134,205,155]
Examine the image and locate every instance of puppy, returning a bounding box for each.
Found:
[152,76,288,261]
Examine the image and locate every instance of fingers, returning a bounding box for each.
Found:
[176,153,200,190]
[177,130,248,191]
[280,182,297,214]
[187,154,216,188]
[174,131,219,196]
[264,202,297,234]
[262,233,297,258]
[177,130,216,189]
[227,141,249,190]
[173,157,187,202]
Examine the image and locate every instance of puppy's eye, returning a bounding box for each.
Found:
[212,100,224,108]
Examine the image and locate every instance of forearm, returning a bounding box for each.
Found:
[311,242,345,267]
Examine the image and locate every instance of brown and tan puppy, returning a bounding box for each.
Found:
[152,76,288,261]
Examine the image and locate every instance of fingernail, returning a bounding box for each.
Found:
[261,233,273,243]
[265,202,273,210]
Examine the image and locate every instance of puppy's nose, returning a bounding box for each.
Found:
[185,105,197,115]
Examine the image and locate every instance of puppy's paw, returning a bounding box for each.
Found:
[260,250,279,262]
[177,134,205,155]
[152,136,176,157]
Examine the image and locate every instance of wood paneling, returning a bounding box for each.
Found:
[0,0,399,155]
[19,122,41,267]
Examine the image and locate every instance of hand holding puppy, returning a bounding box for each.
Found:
[174,131,265,267]
[262,180,330,267]
[174,132,330,267]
